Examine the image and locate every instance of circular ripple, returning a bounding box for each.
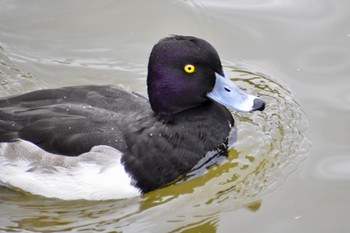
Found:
[0,66,311,232]
[116,66,311,231]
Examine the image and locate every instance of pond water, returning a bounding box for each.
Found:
[0,0,349,232]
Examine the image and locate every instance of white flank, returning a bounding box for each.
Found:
[0,140,141,200]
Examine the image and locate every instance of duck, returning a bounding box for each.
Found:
[0,35,265,200]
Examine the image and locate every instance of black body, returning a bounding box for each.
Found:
[0,36,238,192]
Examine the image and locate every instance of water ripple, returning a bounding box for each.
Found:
[0,66,311,232]
[0,45,44,96]
[117,66,311,232]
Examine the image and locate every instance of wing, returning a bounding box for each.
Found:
[0,85,150,156]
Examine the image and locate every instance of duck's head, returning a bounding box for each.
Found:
[147,35,265,115]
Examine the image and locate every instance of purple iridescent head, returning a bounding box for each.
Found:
[147,36,265,115]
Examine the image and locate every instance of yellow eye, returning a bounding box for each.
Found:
[184,64,195,74]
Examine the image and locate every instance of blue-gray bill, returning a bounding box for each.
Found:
[207,73,265,112]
